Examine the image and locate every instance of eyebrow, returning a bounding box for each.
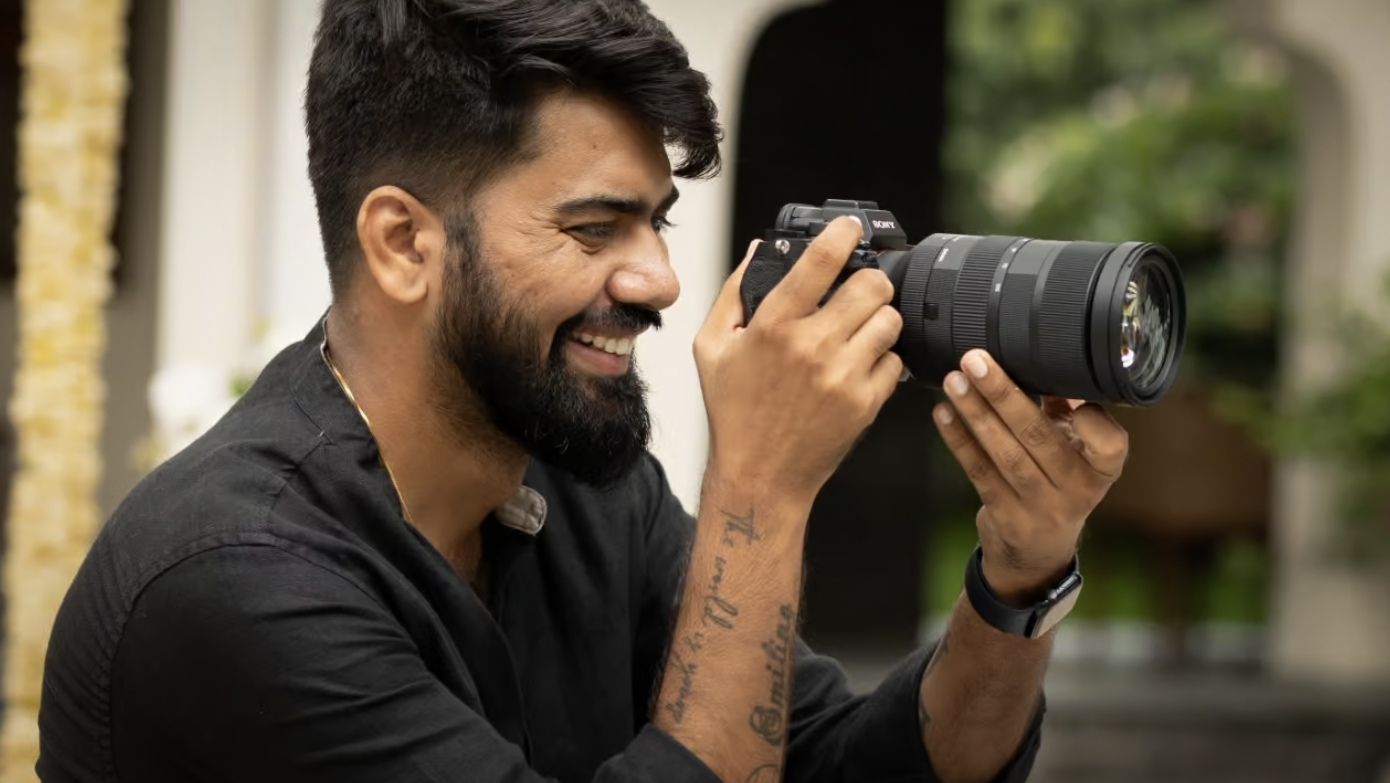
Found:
[552,186,681,219]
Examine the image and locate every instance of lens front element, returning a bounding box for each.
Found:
[1121,263,1175,394]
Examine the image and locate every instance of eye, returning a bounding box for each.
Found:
[653,214,676,234]
[569,223,617,241]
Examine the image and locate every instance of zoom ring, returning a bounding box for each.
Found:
[1037,241,1114,399]
[952,236,1016,362]
[898,240,947,378]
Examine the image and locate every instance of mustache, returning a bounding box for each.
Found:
[565,304,663,336]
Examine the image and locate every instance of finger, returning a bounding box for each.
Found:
[757,216,863,321]
[1042,396,1086,453]
[868,350,905,409]
[704,239,760,333]
[1070,403,1129,480]
[814,268,896,340]
[1041,396,1082,419]
[956,350,1086,487]
[943,367,1052,498]
[846,304,903,367]
[933,402,1020,510]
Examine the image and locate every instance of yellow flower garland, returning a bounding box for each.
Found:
[1,1,129,779]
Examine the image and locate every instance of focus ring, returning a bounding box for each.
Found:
[899,239,947,378]
[921,241,964,386]
[1037,241,1113,400]
[953,236,1016,362]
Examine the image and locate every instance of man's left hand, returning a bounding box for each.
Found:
[932,349,1129,607]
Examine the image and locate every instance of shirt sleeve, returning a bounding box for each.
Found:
[112,544,722,783]
[635,455,1044,783]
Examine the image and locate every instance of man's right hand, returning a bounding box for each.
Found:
[694,216,904,502]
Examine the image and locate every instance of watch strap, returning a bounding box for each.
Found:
[963,544,1082,639]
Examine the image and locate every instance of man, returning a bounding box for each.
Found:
[38,1,1128,781]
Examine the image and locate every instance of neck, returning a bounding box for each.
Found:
[324,306,529,572]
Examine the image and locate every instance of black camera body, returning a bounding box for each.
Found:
[738,199,1187,407]
[740,200,908,324]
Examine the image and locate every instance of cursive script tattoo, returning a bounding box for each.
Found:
[720,507,760,547]
[701,556,740,630]
[682,632,707,655]
[748,604,796,746]
[745,763,781,783]
[662,652,697,724]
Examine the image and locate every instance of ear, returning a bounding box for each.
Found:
[356,186,447,306]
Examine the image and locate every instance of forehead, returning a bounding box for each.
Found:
[492,89,674,208]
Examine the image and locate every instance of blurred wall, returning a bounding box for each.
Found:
[1230,0,1390,684]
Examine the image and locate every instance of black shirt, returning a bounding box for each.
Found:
[38,320,1042,782]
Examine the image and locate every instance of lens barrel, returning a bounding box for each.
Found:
[878,234,1186,406]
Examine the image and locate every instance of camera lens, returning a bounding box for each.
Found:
[879,235,1186,406]
[1121,262,1174,394]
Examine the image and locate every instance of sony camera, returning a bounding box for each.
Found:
[739,200,1187,406]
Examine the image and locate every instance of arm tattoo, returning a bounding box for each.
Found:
[701,556,740,629]
[748,604,796,747]
[662,651,698,724]
[746,764,781,783]
[720,507,761,547]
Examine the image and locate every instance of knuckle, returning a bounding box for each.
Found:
[964,456,993,485]
[879,305,904,339]
[1021,418,1054,449]
[976,483,1003,508]
[984,380,1015,406]
[997,447,1031,481]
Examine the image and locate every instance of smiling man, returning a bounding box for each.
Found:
[37,1,1130,782]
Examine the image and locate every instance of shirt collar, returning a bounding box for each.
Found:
[315,316,548,537]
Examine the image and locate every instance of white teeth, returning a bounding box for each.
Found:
[575,332,635,357]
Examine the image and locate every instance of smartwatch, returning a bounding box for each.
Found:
[963,544,1083,639]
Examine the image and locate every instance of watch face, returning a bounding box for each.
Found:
[1030,583,1083,639]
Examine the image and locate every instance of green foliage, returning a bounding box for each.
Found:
[945,0,1296,390]
[929,0,1299,621]
[1217,281,1390,562]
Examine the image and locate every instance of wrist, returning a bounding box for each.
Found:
[701,455,817,516]
[979,551,1076,609]
[699,458,814,539]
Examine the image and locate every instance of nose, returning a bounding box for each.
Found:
[607,245,680,313]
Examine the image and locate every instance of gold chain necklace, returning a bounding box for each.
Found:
[322,343,416,526]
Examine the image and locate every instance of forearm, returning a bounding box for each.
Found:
[917,591,1050,783]
[653,465,810,783]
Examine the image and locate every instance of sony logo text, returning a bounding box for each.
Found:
[871,220,897,230]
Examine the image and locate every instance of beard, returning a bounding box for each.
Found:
[429,217,658,489]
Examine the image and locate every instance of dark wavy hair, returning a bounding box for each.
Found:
[307,0,722,296]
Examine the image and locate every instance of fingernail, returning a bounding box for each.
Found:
[936,405,954,425]
[946,372,970,397]
[963,352,988,379]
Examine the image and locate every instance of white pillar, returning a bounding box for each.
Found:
[152,0,272,454]
[258,0,331,360]
[640,0,819,508]
[1229,0,1390,684]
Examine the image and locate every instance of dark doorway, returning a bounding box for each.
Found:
[731,0,951,658]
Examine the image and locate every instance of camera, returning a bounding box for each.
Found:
[739,200,1187,406]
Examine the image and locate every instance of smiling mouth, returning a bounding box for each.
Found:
[572,330,640,357]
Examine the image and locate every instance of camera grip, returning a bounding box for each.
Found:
[739,255,790,326]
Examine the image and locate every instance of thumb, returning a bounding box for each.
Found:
[704,239,761,334]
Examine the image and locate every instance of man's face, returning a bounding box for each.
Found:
[429,90,681,486]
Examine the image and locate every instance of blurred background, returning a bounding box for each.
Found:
[0,0,1388,781]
